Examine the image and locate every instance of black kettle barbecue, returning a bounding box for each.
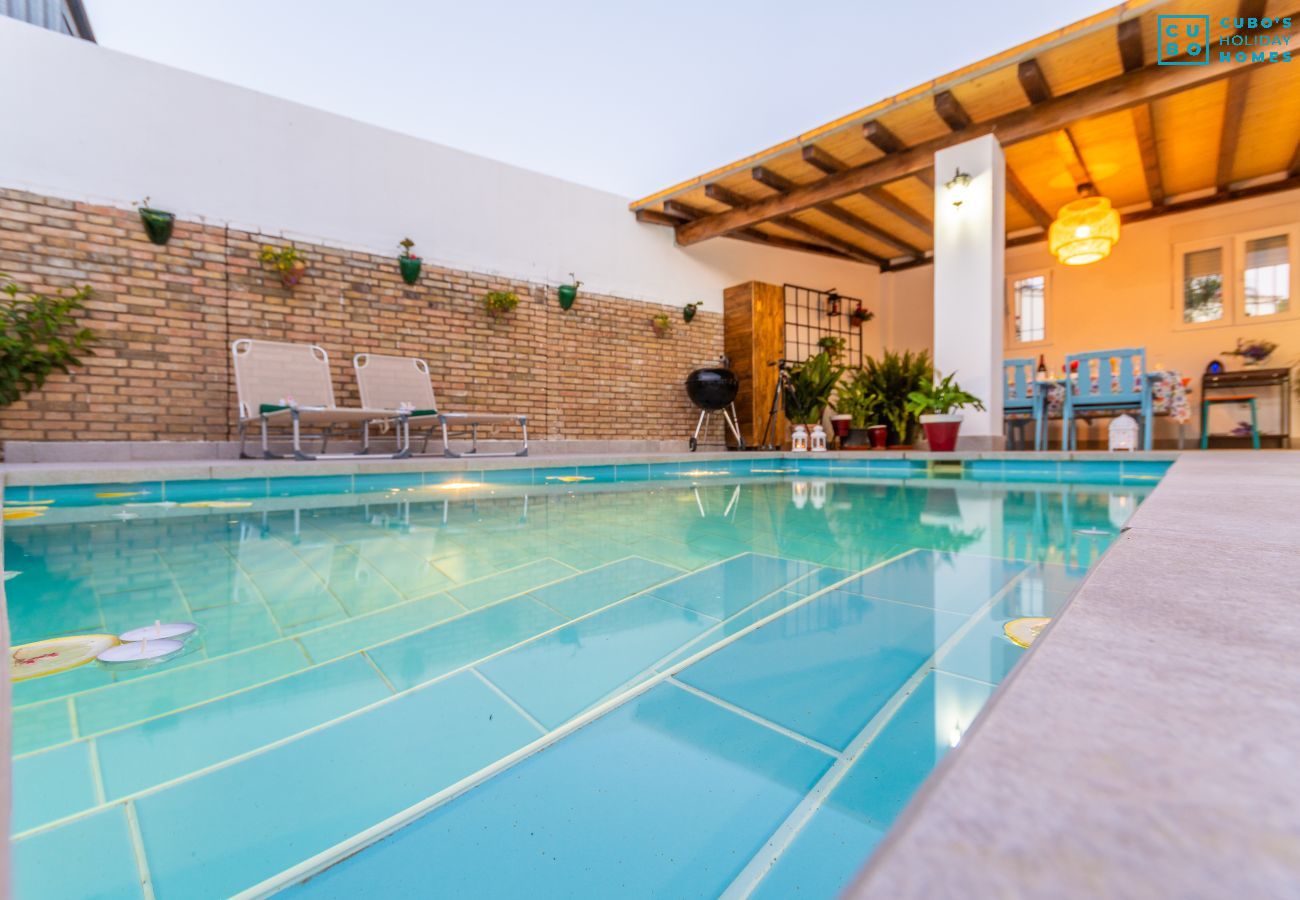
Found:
[685,366,745,451]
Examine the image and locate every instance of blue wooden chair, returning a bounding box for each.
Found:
[1003,358,1042,449]
[1062,348,1152,450]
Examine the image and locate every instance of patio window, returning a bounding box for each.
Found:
[1008,273,1048,345]
[1241,233,1290,318]
[1180,246,1225,324]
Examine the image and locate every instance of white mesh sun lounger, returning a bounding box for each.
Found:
[232,339,410,460]
[353,353,528,458]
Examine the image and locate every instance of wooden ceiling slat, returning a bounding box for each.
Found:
[805,144,934,234]
[1215,73,1250,190]
[656,198,858,262]
[1117,16,1165,207]
[673,27,1298,247]
[1117,18,1145,73]
[1017,60,1053,105]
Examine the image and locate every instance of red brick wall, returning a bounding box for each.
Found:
[0,189,723,447]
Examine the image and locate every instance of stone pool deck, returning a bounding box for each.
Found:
[850,450,1300,897]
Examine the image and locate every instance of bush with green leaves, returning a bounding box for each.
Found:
[853,349,932,444]
[783,351,844,425]
[835,368,882,428]
[0,276,96,407]
[905,370,985,417]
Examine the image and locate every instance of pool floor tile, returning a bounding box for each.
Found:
[839,550,1026,614]
[290,682,833,899]
[13,741,97,833]
[133,670,539,898]
[748,803,886,900]
[445,558,578,610]
[13,698,74,755]
[74,640,309,737]
[296,593,465,663]
[476,593,717,728]
[367,595,566,692]
[13,806,144,900]
[96,654,391,800]
[676,589,965,750]
[647,553,815,620]
[526,556,682,619]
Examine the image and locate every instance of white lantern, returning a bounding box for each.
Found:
[791,425,809,452]
[810,480,827,509]
[791,480,809,508]
[1108,414,1139,452]
[810,425,827,452]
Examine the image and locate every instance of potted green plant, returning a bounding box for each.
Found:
[0,275,97,406]
[398,238,422,285]
[557,273,582,310]
[651,312,672,337]
[856,349,933,447]
[137,198,175,246]
[260,244,307,288]
[905,370,986,452]
[783,351,844,428]
[683,301,701,323]
[484,289,519,319]
[835,367,883,447]
[817,335,846,360]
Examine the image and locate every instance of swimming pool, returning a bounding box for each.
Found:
[6,458,1164,898]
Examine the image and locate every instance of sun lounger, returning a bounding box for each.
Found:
[232,339,409,460]
[353,353,528,458]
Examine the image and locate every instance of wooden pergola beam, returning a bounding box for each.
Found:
[674,23,1299,247]
[803,144,934,235]
[706,180,887,267]
[1117,17,1165,206]
[1289,140,1300,178]
[643,201,857,262]
[1005,168,1054,231]
[933,90,973,130]
[1017,59,1052,105]
[1056,130,1095,188]
[863,120,935,189]
[1214,0,1265,191]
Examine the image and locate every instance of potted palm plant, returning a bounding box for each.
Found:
[906,370,985,452]
[783,352,844,444]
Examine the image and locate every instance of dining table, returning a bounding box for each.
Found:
[1031,370,1192,449]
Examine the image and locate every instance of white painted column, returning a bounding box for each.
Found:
[933,135,1005,449]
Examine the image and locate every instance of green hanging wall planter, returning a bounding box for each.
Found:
[683,302,701,323]
[397,238,422,285]
[137,200,175,246]
[557,273,582,311]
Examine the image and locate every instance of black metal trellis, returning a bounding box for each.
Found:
[782,284,865,366]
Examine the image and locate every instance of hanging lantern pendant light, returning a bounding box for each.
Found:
[1049,182,1120,266]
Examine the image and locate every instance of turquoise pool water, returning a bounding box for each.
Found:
[6,461,1161,898]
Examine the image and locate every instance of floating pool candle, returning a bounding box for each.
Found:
[120,620,197,643]
[98,637,185,664]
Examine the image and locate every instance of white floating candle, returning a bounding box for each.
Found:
[98,638,184,664]
[120,621,197,642]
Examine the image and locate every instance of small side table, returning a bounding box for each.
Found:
[1200,395,1260,449]
[1201,367,1291,448]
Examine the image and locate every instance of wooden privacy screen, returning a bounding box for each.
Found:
[724,281,786,448]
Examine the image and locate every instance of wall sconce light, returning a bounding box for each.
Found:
[825,288,841,317]
[945,168,972,207]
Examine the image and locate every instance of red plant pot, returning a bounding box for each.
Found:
[920,414,963,452]
[866,425,888,448]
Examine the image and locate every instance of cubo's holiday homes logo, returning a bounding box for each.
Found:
[1157,13,1293,65]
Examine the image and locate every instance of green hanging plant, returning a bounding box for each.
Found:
[398,237,422,285]
[683,301,701,323]
[0,275,97,407]
[557,273,582,310]
[260,244,307,288]
[136,197,174,246]
[651,312,673,337]
[484,290,519,319]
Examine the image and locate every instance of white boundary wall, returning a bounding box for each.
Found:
[0,16,879,315]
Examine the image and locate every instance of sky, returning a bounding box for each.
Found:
[84,0,1116,199]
